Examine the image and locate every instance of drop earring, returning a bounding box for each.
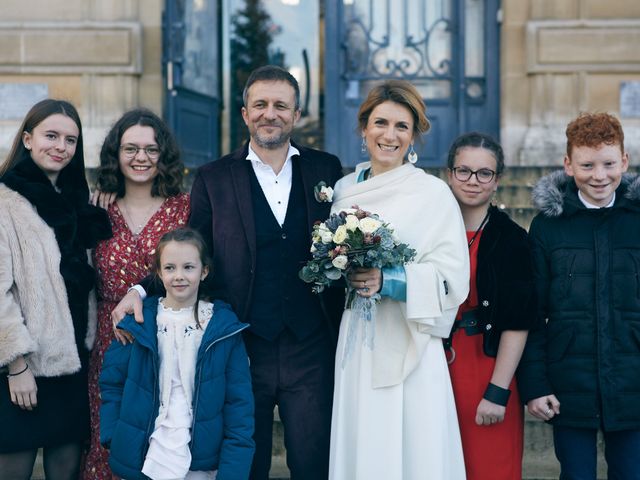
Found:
[361,137,367,154]
[407,142,418,164]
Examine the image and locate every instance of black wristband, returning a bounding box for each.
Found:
[7,364,29,378]
[483,382,511,406]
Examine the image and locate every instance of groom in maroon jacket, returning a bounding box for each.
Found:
[114,65,343,479]
[190,65,344,480]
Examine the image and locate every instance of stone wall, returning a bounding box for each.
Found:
[502,0,640,166]
[0,0,163,167]
[2,1,639,170]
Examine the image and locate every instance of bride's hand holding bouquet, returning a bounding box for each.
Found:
[299,205,416,306]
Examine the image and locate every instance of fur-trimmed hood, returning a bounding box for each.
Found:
[532,171,640,217]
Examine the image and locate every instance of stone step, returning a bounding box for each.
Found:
[266,410,608,480]
[495,184,534,208]
[29,406,607,479]
[522,412,607,480]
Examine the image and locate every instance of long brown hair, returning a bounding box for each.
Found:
[0,99,88,196]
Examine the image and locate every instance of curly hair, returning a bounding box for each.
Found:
[96,108,183,198]
[447,132,505,176]
[358,80,430,139]
[566,112,624,157]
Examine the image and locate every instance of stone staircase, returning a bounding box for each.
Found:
[493,166,559,229]
[265,409,608,480]
[30,411,608,480]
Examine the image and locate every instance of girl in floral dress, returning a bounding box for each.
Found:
[82,109,190,479]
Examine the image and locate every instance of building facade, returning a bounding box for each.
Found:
[0,0,639,170]
[502,0,640,165]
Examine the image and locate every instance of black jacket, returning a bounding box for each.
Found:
[188,141,345,341]
[445,205,537,356]
[517,172,640,431]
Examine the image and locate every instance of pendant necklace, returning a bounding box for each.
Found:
[120,199,161,236]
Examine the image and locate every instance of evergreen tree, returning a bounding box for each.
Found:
[230,0,285,148]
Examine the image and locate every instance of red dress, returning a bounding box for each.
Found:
[448,230,524,480]
[82,193,190,480]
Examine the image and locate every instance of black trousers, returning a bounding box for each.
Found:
[244,326,335,480]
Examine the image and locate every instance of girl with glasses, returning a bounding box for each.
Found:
[445,132,538,479]
[82,109,190,480]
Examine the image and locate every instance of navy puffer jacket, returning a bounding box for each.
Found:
[518,172,640,431]
[99,297,255,479]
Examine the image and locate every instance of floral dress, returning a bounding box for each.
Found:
[82,193,190,480]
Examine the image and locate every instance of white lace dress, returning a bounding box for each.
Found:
[141,300,217,480]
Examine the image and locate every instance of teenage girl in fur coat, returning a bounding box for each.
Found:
[0,99,111,479]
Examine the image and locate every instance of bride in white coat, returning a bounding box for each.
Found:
[329,80,469,480]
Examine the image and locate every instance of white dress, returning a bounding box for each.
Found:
[330,311,465,479]
[328,163,468,480]
[141,300,217,480]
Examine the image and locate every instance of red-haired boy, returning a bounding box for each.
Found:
[518,113,640,478]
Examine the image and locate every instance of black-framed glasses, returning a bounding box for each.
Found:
[120,144,161,159]
[451,166,496,184]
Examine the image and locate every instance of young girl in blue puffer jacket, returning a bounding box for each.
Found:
[99,228,255,480]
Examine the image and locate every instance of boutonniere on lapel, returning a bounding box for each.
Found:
[314,181,334,203]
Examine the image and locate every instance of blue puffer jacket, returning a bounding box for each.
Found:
[99,297,255,480]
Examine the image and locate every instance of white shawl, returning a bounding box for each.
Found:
[332,162,469,387]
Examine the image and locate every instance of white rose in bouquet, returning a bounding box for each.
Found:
[333,225,348,244]
[332,254,348,270]
[320,230,334,243]
[344,214,360,232]
[359,217,383,234]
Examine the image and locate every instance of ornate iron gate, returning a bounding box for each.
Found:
[324,0,500,166]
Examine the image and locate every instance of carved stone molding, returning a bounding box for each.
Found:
[0,21,142,74]
[526,20,640,73]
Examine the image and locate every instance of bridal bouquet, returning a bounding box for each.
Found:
[300,206,416,364]
[299,206,416,296]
